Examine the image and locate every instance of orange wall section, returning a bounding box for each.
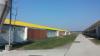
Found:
[28,28,47,41]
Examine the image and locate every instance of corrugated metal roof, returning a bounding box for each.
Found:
[4,19,65,31]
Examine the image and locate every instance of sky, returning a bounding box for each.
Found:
[10,0,100,31]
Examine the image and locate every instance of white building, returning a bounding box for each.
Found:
[0,19,70,45]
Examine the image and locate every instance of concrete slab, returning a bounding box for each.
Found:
[66,34,100,56]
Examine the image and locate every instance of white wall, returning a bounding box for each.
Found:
[64,31,71,35]
[47,30,57,37]
[64,32,67,35]
[68,32,71,35]
[0,25,28,44]
[0,25,13,44]
[13,26,28,43]
[56,31,60,37]
[23,27,28,41]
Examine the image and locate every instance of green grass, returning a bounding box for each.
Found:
[19,34,77,50]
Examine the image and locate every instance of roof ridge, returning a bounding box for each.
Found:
[4,18,65,31]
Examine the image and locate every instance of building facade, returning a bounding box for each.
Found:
[0,19,69,45]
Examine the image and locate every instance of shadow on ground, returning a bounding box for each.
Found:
[84,35,100,45]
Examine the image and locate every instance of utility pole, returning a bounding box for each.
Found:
[9,0,12,50]
[6,0,13,51]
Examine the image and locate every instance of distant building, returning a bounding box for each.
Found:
[83,20,100,39]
